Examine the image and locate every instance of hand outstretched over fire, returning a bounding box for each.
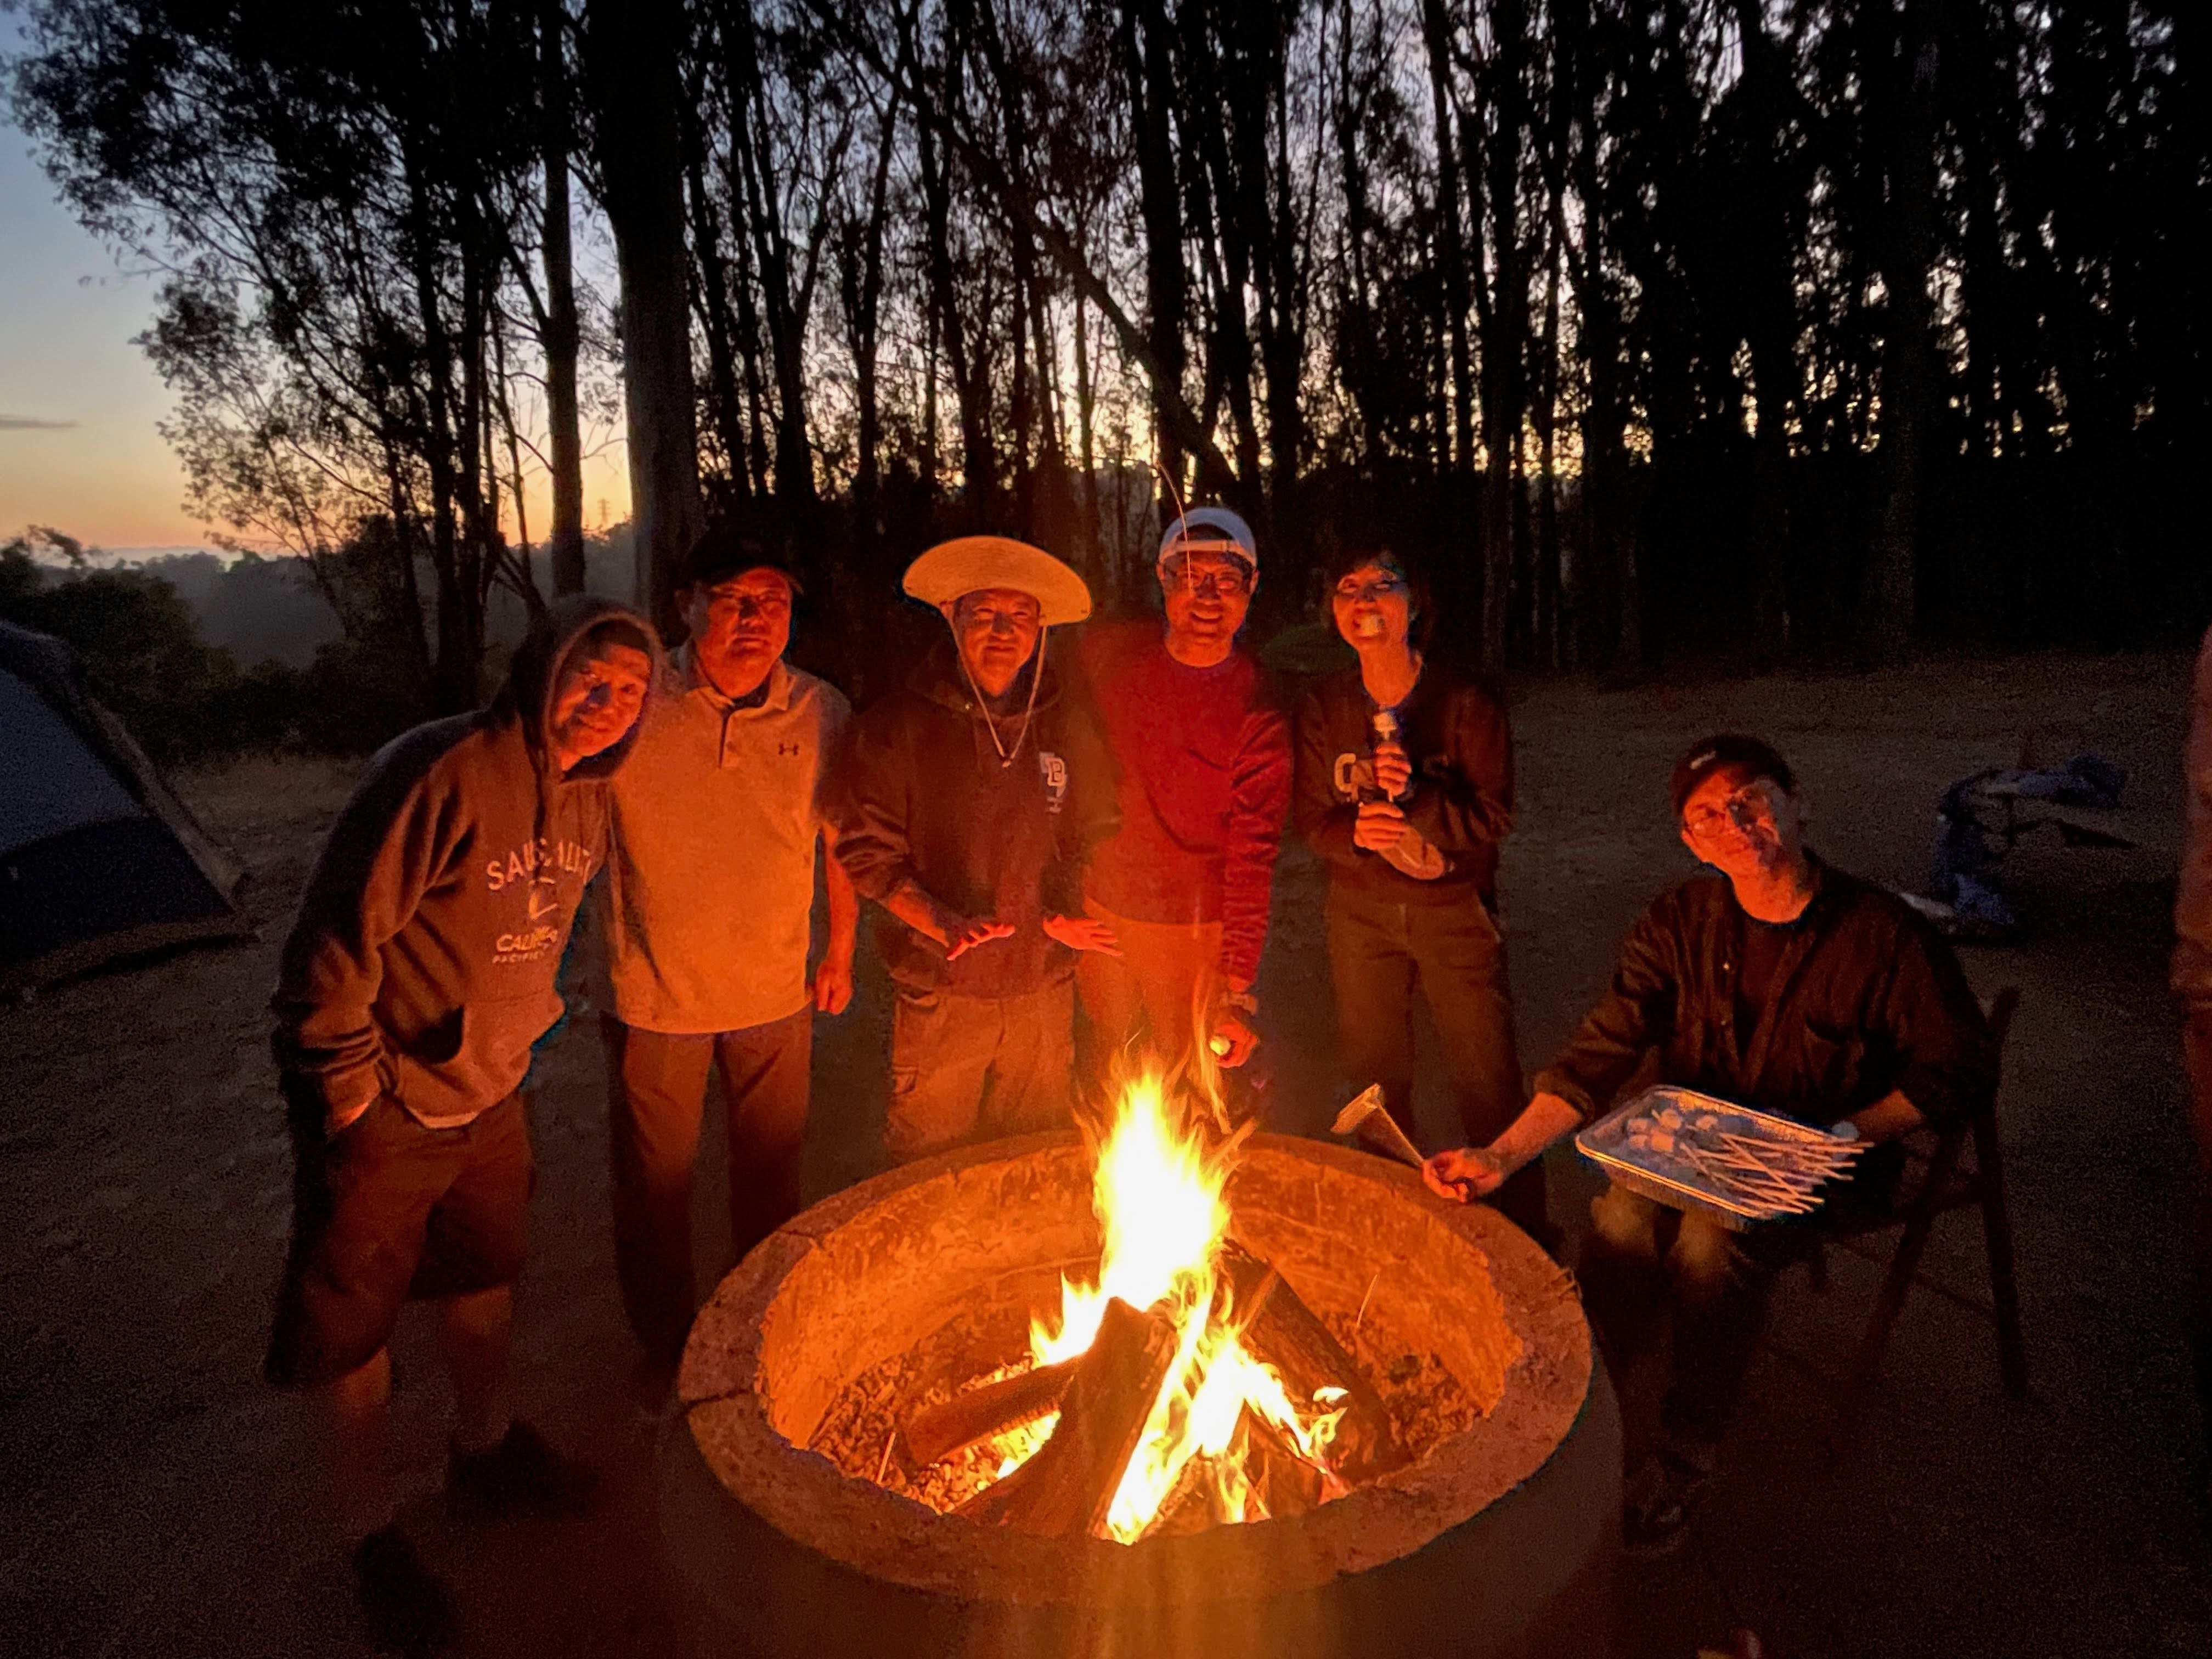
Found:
[1421,1144,1509,1204]
[1042,913,1122,956]
[1423,1092,1583,1204]
[946,917,1018,960]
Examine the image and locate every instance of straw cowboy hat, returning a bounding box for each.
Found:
[901,536,1092,626]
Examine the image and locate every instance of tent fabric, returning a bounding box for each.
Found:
[0,619,251,992]
[0,665,144,853]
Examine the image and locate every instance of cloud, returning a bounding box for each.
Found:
[0,414,81,431]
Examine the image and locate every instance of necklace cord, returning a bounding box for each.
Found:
[958,623,1048,769]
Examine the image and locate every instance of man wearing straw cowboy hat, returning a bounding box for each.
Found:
[828,536,1119,1160]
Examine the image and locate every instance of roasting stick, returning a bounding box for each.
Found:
[1330,1085,1425,1171]
[1673,1141,1838,1218]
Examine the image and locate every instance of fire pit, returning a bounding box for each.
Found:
[659,1105,1618,1659]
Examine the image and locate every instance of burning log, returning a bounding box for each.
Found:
[956,1297,1177,1538]
[1219,1237,1407,1481]
[1240,1407,1338,1520]
[899,1358,1079,1469]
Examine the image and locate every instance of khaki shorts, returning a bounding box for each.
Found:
[266,1088,534,1388]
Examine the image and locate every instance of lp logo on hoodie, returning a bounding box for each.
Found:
[1037,750,1069,815]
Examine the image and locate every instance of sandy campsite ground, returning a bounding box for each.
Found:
[2,648,2207,1659]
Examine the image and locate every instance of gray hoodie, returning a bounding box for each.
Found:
[273,596,658,1130]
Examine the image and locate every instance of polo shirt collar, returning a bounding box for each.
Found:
[680,647,793,714]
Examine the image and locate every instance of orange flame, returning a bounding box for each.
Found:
[1014,1074,1345,1542]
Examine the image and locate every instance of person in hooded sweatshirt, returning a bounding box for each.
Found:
[266,595,657,1651]
[828,537,1118,1160]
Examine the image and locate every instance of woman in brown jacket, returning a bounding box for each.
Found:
[1291,546,1545,1241]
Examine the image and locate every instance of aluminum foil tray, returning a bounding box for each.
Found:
[1574,1085,1842,1231]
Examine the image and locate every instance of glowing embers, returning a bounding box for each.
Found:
[900,1076,1404,1544]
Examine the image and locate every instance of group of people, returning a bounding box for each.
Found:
[262,504,2001,1649]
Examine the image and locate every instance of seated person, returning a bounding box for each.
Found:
[1424,735,1996,1554]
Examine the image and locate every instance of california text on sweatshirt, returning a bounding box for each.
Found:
[272,595,657,1130]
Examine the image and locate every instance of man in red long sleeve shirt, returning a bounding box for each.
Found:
[1075,507,1291,1070]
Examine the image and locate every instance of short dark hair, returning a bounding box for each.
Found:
[1669,734,1796,817]
[1321,543,1434,646]
[679,522,804,596]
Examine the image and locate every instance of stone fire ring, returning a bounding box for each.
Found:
[659,1131,1621,1659]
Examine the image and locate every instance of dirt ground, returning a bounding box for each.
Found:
[2,649,2206,1659]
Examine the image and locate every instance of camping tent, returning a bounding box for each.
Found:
[0,618,251,994]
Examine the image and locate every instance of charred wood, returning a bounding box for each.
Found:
[900,1357,1077,1470]
[955,1297,1176,1539]
[1220,1238,1406,1481]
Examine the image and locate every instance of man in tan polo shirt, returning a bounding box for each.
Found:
[595,528,856,1376]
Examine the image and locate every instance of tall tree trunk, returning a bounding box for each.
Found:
[1073,279,1103,593]
[1419,0,1474,476]
[1534,200,1562,668]
[1476,0,1531,673]
[1122,0,1187,505]
[1731,0,1802,658]
[398,138,476,713]
[539,0,587,595]
[1865,3,1939,663]
[916,64,994,524]
[848,97,898,566]
[725,2,825,523]
[588,0,702,635]
[684,91,752,517]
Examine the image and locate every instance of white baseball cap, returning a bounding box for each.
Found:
[1158,506,1257,572]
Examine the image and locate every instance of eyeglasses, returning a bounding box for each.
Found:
[1682,785,1776,840]
[1334,575,1408,605]
[704,586,791,620]
[955,597,1041,633]
[1161,560,1254,599]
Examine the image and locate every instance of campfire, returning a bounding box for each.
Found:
[663,1103,1613,1658]
[895,1077,1403,1541]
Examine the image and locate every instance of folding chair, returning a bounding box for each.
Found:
[1805,986,2028,1424]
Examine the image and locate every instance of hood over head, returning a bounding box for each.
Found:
[500,593,663,779]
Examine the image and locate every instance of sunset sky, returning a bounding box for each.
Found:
[0,83,213,553]
[1,15,630,557]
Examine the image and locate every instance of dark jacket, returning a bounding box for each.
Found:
[273,595,657,1130]
[1293,662,1513,905]
[1533,856,1996,1135]
[828,640,1117,997]
[2175,626,2212,1012]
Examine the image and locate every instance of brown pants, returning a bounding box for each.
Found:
[1324,885,1548,1240]
[267,1088,534,1389]
[602,1011,812,1365]
[886,981,1075,1162]
[1076,897,1224,1068]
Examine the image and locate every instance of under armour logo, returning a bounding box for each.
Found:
[777,741,800,757]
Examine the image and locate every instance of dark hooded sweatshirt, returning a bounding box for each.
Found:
[828,639,1116,998]
[273,596,657,1131]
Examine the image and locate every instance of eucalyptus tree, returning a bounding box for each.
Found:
[16,0,571,709]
